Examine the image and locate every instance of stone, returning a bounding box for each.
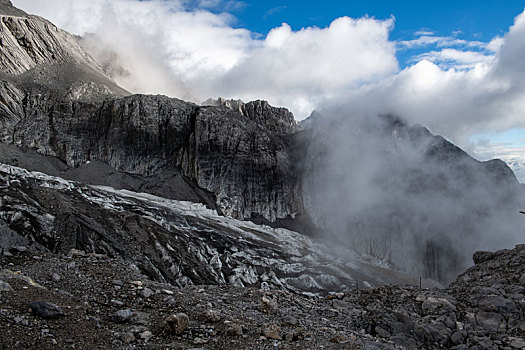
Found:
[0,280,13,292]
[260,282,270,291]
[166,313,189,335]
[111,309,133,323]
[193,337,207,345]
[473,251,495,265]
[330,334,347,343]
[67,249,86,258]
[331,299,349,310]
[508,337,525,349]
[12,245,26,252]
[226,324,243,336]
[422,297,457,314]
[121,332,135,344]
[478,296,516,314]
[519,273,525,286]
[261,323,281,340]
[30,301,64,319]
[51,273,61,282]
[139,330,152,340]
[205,310,220,323]
[476,312,503,332]
[281,315,297,326]
[258,296,278,315]
[451,331,467,345]
[141,288,154,298]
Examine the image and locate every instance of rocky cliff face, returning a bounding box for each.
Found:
[0,4,102,76]
[0,88,302,222]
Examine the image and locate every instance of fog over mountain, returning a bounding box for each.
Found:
[301,112,524,282]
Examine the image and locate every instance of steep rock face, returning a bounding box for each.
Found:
[205,98,299,134]
[0,87,302,221]
[0,10,102,76]
[0,0,27,17]
[178,104,301,220]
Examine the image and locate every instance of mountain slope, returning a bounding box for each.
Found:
[0,2,101,76]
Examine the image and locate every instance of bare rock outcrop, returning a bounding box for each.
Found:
[0,9,102,76]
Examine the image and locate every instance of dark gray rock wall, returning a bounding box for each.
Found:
[0,86,303,222]
[0,12,102,75]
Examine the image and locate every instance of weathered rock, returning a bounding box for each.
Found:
[30,301,64,319]
[111,309,133,323]
[139,330,152,340]
[259,295,278,315]
[478,296,516,314]
[0,280,13,292]
[476,311,504,331]
[473,251,495,265]
[165,313,189,335]
[421,297,456,315]
[451,331,467,345]
[508,337,525,349]
[121,332,135,344]
[225,324,243,336]
[141,288,154,298]
[261,323,281,340]
[204,310,220,323]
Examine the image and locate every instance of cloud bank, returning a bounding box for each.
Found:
[11,0,525,178]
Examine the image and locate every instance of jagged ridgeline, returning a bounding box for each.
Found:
[0,0,523,285]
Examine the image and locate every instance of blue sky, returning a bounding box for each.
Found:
[215,0,525,67]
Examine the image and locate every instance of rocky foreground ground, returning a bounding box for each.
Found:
[0,244,523,349]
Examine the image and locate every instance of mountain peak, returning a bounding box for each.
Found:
[0,0,27,17]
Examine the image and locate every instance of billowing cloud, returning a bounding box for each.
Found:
[12,0,397,118]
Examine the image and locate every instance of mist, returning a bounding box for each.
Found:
[300,111,525,282]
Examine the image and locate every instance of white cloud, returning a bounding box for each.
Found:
[399,34,485,50]
[12,0,397,118]
[412,48,494,69]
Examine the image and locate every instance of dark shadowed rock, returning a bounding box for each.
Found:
[0,280,13,292]
[30,301,64,318]
[473,251,495,265]
[165,313,189,335]
[111,309,133,323]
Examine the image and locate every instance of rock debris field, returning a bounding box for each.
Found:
[0,244,524,349]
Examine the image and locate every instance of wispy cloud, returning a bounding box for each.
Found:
[414,29,435,36]
[263,5,286,19]
[399,34,486,50]
[410,48,494,70]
